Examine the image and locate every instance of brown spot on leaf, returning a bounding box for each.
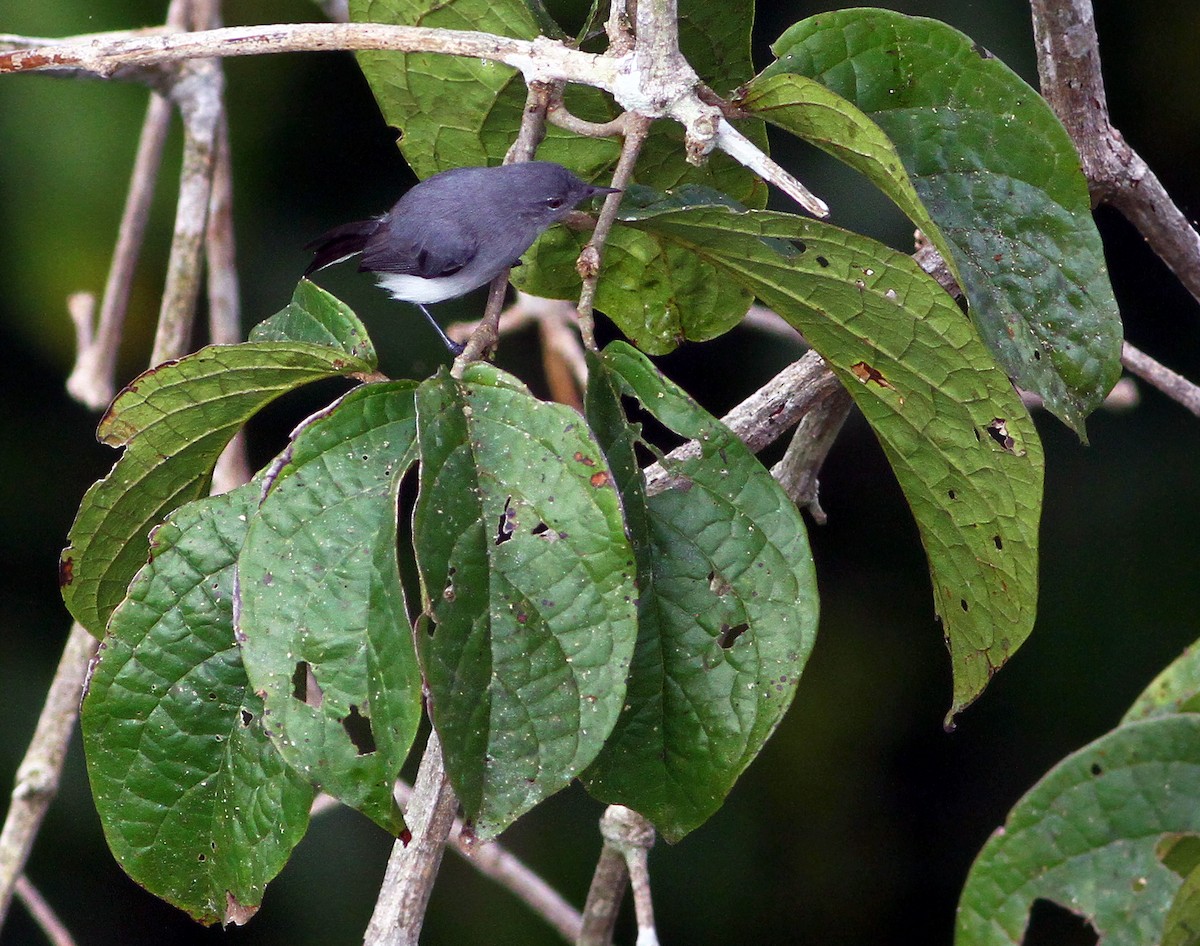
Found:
[574,451,596,466]
[850,361,894,389]
[58,555,74,588]
[590,471,611,488]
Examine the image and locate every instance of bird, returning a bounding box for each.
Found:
[304,162,619,354]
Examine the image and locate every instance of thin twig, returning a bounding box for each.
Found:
[13,875,77,946]
[149,52,222,364]
[363,732,459,946]
[577,844,628,946]
[204,90,251,493]
[66,91,174,409]
[578,806,658,946]
[0,623,97,930]
[576,113,653,349]
[391,781,583,943]
[1121,342,1200,417]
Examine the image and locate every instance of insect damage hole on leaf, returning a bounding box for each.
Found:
[985,417,1018,453]
[291,661,323,707]
[341,705,377,756]
[1021,898,1098,946]
[495,496,516,546]
[717,622,750,648]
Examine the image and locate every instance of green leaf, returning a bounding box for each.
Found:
[82,483,313,926]
[956,714,1200,946]
[62,341,375,638]
[518,185,755,352]
[737,71,960,285]
[756,8,1122,435]
[413,363,637,838]
[236,382,424,835]
[627,202,1043,720]
[349,0,768,353]
[1164,861,1200,946]
[581,343,818,842]
[1124,641,1200,723]
[350,0,620,179]
[249,279,378,365]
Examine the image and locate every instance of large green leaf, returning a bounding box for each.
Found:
[627,202,1042,720]
[82,483,313,926]
[581,343,818,842]
[755,8,1122,435]
[349,0,768,353]
[61,338,375,638]
[956,714,1200,946]
[236,382,423,835]
[412,363,637,838]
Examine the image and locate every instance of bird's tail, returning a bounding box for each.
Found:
[303,219,380,276]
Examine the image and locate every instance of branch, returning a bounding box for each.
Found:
[390,782,583,943]
[643,350,844,495]
[363,732,459,946]
[1030,0,1200,306]
[0,624,97,929]
[149,51,222,364]
[576,112,653,349]
[13,875,77,946]
[0,21,825,216]
[578,806,658,946]
[1121,341,1200,417]
[66,91,173,409]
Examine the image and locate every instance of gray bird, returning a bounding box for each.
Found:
[304,161,619,353]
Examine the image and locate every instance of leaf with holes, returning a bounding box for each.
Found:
[82,482,313,926]
[349,0,767,354]
[627,201,1043,721]
[248,279,377,364]
[236,382,423,835]
[755,8,1121,435]
[580,342,818,842]
[519,185,756,352]
[956,714,1200,946]
[62,340,376,638]
[413,363,637,838]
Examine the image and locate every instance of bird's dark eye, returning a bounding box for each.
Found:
[545,197,565,209]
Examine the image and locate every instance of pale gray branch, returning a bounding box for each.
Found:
[66,91,173,409]
[0,624,97,930]
[1030,0,1200,306]
[14,875,77,946]
[363,732,459,946]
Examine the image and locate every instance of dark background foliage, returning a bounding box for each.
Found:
[1,1,1198,943]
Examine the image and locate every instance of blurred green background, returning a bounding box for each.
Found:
[2,1,1199,944]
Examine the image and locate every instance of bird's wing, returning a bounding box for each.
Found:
[359,217,479,278]
[303,218,381,275]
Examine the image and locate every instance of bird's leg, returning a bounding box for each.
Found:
[416,303,465,356]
